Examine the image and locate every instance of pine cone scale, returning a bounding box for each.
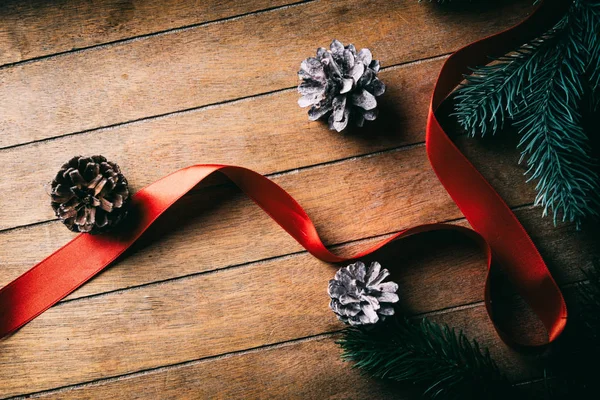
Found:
[357,48,372,65]
[340,78,353,94]
[351,89,377,110]
[348,62,364,83]
[87,174,103,190]
[370,79,385,96]
[68,169,86,186]
[300,57,324,79]
[84,162,99,180]
[332,96,346,120]
[341,49,354,70]
[308,103,332,121]
[299,80,324,95]
[100,197,113,212]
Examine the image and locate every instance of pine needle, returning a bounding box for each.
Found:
[337,316,515,399]
[453,0,600,227]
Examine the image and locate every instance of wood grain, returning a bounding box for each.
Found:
[0,299,553,399]
[0,58,443,230]
[0,0,297,66]
[20,302,568,400]
[0,136,537,301]
[0,0,532,148]
[30,337,410,400]
[0,220,540,397]
[1,1,593,398]
[0,153,595,396]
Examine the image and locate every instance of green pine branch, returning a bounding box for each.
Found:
[513,8,596,226]
[336,260,600,399]
[453,0,600,227]
[583,5,600,88]
[337,317,515,399]
[337,261,600,399]
[582,4,600,111]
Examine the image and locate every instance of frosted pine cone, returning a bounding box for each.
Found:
[298,39,385,132]
[328,261,399,326]
[50,156,130,233]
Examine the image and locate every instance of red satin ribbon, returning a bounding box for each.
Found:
[0,0,568,346]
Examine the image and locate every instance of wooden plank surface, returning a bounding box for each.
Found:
[0,296,561,399]
[2,0,595,399]
[18,299,577,399]
[0,204,595,396]
[0,0,298,66]
[30,336,410,400]
[0,0,530,148]
[0,220,530,396]
[0,138,534,300]
[0,58,443,230]
[20,305,549,400]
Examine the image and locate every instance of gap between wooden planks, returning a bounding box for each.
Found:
[0,0,309,67]
[15,335,410,400]
[0,0,532,148]
[1,268,592,399]
[11,331,560,400]
[0,0,584,396]
[1,133,535,298]
[0,57,444,230]
[0,143,598,397]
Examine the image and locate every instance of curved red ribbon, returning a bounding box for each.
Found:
[0,0,568,346]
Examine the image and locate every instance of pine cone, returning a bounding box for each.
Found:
[298,39,385,132]
[328,261,399,326]
[50,155,130,233]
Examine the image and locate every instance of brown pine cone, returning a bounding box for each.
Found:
[50,156,130,233]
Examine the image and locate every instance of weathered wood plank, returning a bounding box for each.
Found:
[0,184,590,395]
[30,337,410,400]
[0,137,537,301]
[2,103,595,398]
[21,300,568,399]
[0,222,522,397]
[0,0,297,66]
[4,302,549,399]
[0,184,595,396]
[0,0,532,148]
[0,1,589,398]
[0,59,442,230]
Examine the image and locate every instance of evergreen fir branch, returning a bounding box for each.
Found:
[581,2,600,110]
[453,31,559,137]
[337,316,515,399]
[513,3,599,226]
[452,0,600,226]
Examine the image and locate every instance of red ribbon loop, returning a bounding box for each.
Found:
[0,0,568,347]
